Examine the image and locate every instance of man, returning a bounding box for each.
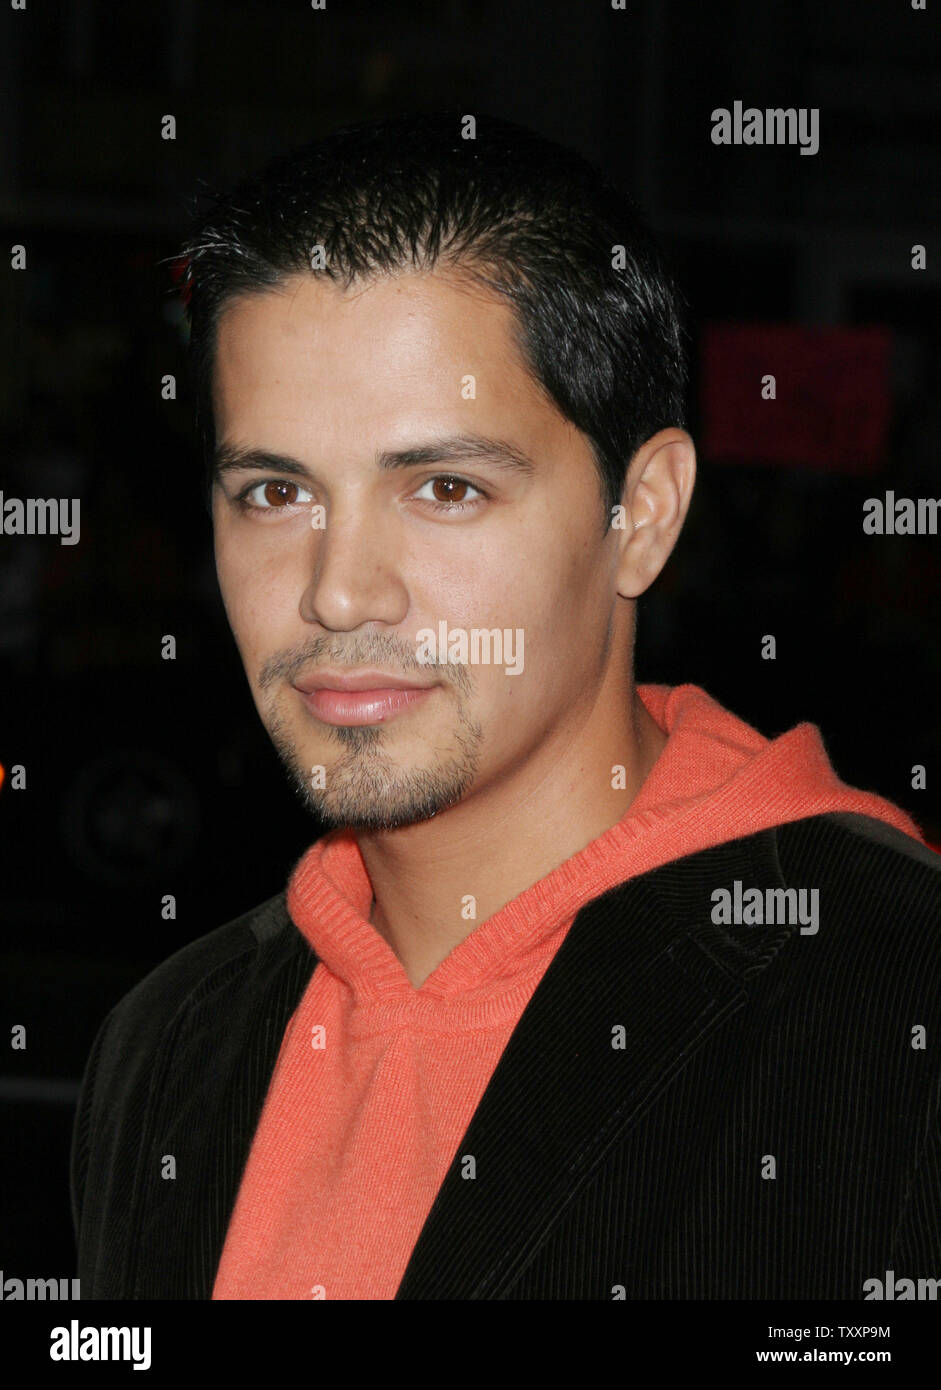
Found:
[71,112,940,1300]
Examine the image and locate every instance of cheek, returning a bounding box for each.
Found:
[463,522,598,632]
[486,534,609,688]
[214,528,297,661]
[215,531,251,627]
[428,550,571,703]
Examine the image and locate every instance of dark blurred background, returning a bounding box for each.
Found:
[1,0,939,1276]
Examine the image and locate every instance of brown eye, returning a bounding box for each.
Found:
[431,477,468,503]
[238,478,315,512]
[412,475,484,510]
[263,481,299,507]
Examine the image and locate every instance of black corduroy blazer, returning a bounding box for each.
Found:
[70,811,941,1299]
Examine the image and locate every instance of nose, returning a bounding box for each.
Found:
[298,498,410,633]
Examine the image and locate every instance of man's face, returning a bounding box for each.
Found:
[211,268,624,831]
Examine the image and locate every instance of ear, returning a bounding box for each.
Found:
[614,429,696,599]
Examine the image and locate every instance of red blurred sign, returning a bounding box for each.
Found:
[700,324,892,474]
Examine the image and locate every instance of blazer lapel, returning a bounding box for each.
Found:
[126,827,793,1299]
[396,827,789,1299]
[128,895,318,1298]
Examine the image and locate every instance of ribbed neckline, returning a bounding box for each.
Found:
[284,682,921,1012]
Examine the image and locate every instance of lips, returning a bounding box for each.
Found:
[291,670,438,726]
[293,670,435,694]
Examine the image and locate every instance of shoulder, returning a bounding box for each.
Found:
[770,811,941,993]
[774,810,941,908]
[92,890,296,1058]
[70,890,308,1253]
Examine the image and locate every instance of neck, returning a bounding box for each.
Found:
[360,682,666,989]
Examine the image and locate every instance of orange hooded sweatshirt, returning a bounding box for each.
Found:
[212,683,923,1300]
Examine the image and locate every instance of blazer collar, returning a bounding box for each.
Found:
[132,825,792,1298]
[395,824,791,1297]
[128,895,317,1298]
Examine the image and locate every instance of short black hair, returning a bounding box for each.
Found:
[178,110,689,527]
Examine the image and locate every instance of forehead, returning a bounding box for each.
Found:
[210,269,554,443]
[211,269,564,461]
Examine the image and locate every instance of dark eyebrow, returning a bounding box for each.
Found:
[211,434,537,486]
[376,435,537,477]
[211,445,311,484]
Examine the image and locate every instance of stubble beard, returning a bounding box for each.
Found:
[264,687,485,832]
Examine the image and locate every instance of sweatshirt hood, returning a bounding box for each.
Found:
[630,682,922,852]
[285,683,923,999]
